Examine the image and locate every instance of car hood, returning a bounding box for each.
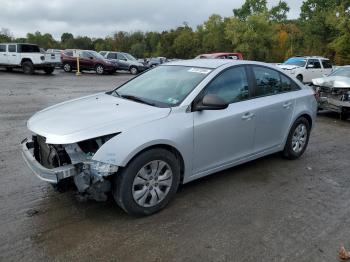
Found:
[28,93,171,144]
[312,76,350,88]
[277,64,301,70]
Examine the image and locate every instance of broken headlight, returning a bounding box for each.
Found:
[87,160,119,177]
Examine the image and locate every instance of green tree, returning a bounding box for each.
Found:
[225,14,276,61]
[270,1,290,22]
[0,28,12,43]
[233,0,268,20]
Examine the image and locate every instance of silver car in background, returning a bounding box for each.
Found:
[100,51,148,75]
[22,59,317,216]
[313,66,350,120]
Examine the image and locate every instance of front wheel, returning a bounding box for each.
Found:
[113,148,180,216]
[283,117,311,160]
[129,66,138,75]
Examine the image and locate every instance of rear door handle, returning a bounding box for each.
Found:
[241,112,255,120]
[283,102,292,108]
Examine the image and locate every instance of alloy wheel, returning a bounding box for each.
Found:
[292,123,307,153]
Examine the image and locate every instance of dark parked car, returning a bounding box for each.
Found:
[61,50,117,75]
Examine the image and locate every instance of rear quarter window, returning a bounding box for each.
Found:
[0,45,6,52]
[322,60,332,69]
[18,44,40,53]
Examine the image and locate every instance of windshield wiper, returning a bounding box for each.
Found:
[120,94,156,106]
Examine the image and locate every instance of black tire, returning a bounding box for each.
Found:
[22,61,34,75]
[44,67,55,74]
[113,148,180,216]
[340,111,349,121]
[6,67,13,72]
[129,66,139,75]
[296,74,303,82]
[63,63,72,72]
[283,117,311,160]
[95,64,104,75]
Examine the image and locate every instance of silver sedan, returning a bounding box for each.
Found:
[22,59,317,216]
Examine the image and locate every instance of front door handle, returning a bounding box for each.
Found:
[241,112,255,120]
[283,102,292,108]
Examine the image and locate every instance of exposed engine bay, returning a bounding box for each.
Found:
[32,134,118,201]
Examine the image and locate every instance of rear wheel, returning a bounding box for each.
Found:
[283,117,311,160]
[63,63,72,72]
[113,148,180,216]
[340,110,349,121]
[44,67,55,74]
[95,64,104,75]
[22,61,34,75]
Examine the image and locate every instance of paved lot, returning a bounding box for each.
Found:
[0,69,350,262]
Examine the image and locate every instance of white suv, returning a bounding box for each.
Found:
[277,56,333,83]
[0,43,61,74]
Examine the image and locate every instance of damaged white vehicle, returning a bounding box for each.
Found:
[22,60,317,216]
[313,66,350,120]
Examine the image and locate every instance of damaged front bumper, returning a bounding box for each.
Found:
[21,139,119,185]
[22,140,79,184]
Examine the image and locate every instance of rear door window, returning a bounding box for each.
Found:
[252,66,281,97]
[307,59,321,69]
[0,45,6,52]
[117,53,126,60]
[202,66,249,103]
[8,45,16,52]
[252,66,300,96]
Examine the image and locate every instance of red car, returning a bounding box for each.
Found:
[61,50,118,74]
[195,52,244,60]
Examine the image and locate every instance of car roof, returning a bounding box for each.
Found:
[165,59,269,69]
[291,56,329,60]
[0,43,38,45]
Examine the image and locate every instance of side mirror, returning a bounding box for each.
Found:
[307,64,314,69]
[193,94,229,111]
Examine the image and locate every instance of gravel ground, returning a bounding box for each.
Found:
[0,69,350,262]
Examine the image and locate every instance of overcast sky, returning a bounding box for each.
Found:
[1,0,304,40]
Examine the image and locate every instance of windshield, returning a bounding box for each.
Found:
[329,67,350,77]
[89,51,105,60]
[124,53,137,61]
[283,57,306,67]
[112,65,212,107]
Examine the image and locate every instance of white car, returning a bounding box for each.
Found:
[277,56,333,83]
[0,43,61,74]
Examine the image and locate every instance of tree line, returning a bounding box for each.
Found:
[1,0,350,64]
